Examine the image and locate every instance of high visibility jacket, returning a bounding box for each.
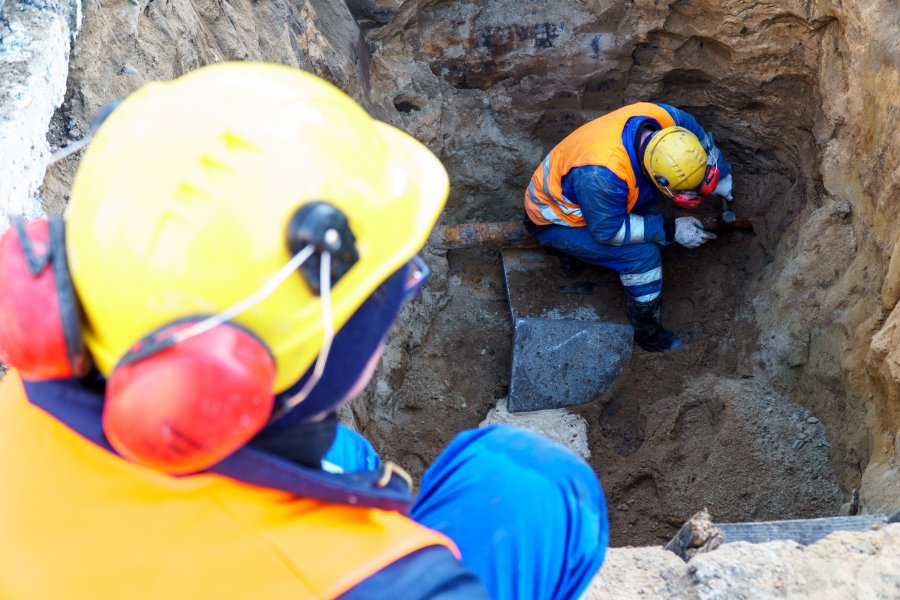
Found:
[0,371,464,599]
[524,102,675,227]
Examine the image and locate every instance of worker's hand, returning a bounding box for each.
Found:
[714,173,733,200]
[674,217,717,248]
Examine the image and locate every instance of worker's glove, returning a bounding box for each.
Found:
[674,217,717,248]
[714,173,733,201]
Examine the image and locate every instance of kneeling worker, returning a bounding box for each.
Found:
[524,102,734,352]
[0,63,607,599]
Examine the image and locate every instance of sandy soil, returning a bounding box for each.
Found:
[358,196,843,545]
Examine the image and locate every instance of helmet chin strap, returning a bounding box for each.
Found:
[637,126,656,180]
[270,251,335,421]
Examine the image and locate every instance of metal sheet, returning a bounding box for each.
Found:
[718,514,888,545]
[502,249,634,412]
[508,317,632,412]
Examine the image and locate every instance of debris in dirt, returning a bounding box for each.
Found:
[839,488,860,516]
[807,416,820,424]
[583,375,842,545]
[664,509,723,561]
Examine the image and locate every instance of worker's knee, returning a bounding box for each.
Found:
[624,242,661,273]
[429,424,600,485]
[415,424,608,546]
[412,425,609,599]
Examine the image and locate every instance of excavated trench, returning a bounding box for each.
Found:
[36,0,899,548]
[346,0,895,546]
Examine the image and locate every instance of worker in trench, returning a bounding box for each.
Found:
[0,63,607,599]
[523,103,734,352]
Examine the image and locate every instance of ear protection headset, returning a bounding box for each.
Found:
[0,202,357,474]
[652,133,722,209]
[0,217,90,380]
[654,151,721,209]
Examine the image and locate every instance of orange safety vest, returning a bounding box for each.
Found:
[524,102,675,227]
[0,371,458,599]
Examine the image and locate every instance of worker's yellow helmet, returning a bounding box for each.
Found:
[642,126,708,196]
[67,62,449,393]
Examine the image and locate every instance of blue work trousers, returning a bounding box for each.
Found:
[326,424,609,600]
[532,224,663,303]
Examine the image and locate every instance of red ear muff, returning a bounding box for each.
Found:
[103,321,276,475]
[671,164,721,209]
[672,192,702,209]
[0,217,89,379]
[699,164,720,197]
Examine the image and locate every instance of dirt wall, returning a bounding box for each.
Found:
[360,0,900,521]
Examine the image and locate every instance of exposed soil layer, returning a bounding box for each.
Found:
[36,0,899,547]
[357,216,842,545]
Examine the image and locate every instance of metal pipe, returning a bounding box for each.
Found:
[431,217,753,251]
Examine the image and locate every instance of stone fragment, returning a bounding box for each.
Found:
[480,397,590,459]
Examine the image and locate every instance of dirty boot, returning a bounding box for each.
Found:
[622,295,684,352]
[543,248,586,278]
[557,254,586,278]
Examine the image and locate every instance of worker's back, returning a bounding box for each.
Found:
[0,372,458,599]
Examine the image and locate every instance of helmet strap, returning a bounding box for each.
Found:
[271,250,336,420]
[637,125,657,180]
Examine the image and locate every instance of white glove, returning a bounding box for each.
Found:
[714,173,733,200]
[675,217,717,248]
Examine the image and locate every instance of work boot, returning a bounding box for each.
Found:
[622,295,684,352]
[557,254,586,278]
[544,248,586,278]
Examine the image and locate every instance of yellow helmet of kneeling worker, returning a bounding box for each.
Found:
[69,61,447,392]
[642,126,708,196]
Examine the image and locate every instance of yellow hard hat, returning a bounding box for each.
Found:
[642,126,708,196]
[67,62,448,393]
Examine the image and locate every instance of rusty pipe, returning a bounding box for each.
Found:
[430,220,539,250]
[431,217,752,251]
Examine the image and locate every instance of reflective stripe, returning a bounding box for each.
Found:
[620,266,662,287]
[607,215,646,247]
[530,155,582,226]
[532,182,570,226]
[628,215,645,243]
[541,153,553,199]
[539,202,570,226]
[633,291,661,303]
[609,221,627,245]
[557,204,583,216]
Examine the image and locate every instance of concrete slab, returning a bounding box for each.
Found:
[501,249,634,412]
[509,317,632,411]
